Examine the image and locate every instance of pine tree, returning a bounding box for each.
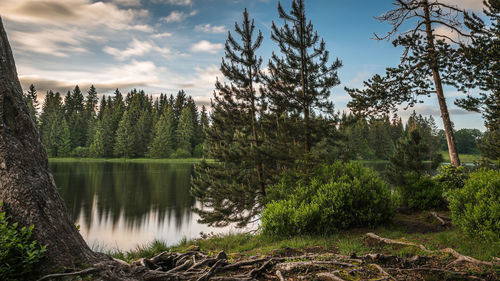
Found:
[67,85,86,149]
[40,91,63,157]
[148,107,175,158]
[85,85,99,147]
[176,107,194,154]
[191,9,269,227]
[347,0,465,166]
[454,0,499,159]
[89,123,105,158]
[24,84,38,124]
[57,118,72,157]
[114,111,135,158]
[265,0,342,153]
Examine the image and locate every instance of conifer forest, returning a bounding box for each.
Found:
[0,0,499,280]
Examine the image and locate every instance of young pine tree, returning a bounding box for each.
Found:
[149,107,175,158]
[191,9,269,227]
[24,84,38,125]
[114,111,135,158]
[265,0,342,154]
[176,107,195,155]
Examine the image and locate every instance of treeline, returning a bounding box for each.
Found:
[24,84,208,158]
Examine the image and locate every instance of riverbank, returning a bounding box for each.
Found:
[111,210,499,263]
[102,210,498,280]
[48,157,207,163]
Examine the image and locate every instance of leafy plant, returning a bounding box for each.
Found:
[434,164,470,193]
[262,162,393,236]
[0,203,46,281]
[397,173,446,210]
[447,169,500,241]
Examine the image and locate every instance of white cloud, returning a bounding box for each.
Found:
[111,0,142,6]
[18,60,166,93]
[441,0,484,11]
[190,40,223,53]
[152,32,173,38]
[166,0,192,5]
[195,24,226,34]
[161,10,197,23]
[103,39,170,61]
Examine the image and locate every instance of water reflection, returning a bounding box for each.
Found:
[50,162,233,251]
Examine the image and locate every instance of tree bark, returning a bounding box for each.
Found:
[423,0,461,167]
[0,17,98,273]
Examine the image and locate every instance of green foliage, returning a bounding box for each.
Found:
[447,169,500,241]
[171,148,191,159]
[89,124,105,158]
[148,108,175,158]
[176,107,194,153]
[396,173,446,210]
[262,162,393,236]
[434,164,470,192]
[0,205,46,281]
[71,146,89,158]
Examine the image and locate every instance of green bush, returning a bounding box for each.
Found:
[171,148,191,159]
[70,146,89,158]
[0,204,46,281]
[447,169,500,241]
[434,164,470,192]
[397,173,446,210]
[262,162,393,236]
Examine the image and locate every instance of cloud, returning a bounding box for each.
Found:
[103,39,170,60]
[2,0,151,31]
[195,24,226,34]
[111,0,142,6]
[441,0,484,11]
[18,60,165,93]
[190,40,223,53]
[161,10,197,23]
[152,32,173,38]
[1,0,153,57]
[153,0,192,5]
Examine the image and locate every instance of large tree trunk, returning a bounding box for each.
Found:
[422,0,461,167]
[0,17,98,274]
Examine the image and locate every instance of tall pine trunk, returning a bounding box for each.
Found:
[0,17,98,273]
[422,1,461,167]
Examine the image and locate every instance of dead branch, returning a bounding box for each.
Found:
[430,211,447,226]
[441,248,497,267]
[36,268,98,281]
[365,232,433,253]
[276,270,285,281]
[315,272,346,281]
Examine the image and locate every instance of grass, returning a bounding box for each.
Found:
[440,151,482,164]
[48,157,210,163]
[110,217,500,263]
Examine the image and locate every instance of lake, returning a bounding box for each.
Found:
[50,161,241,251]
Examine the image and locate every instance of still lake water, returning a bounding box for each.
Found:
[50,161,242,251]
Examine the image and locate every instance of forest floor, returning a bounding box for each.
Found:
[92,210,499,281]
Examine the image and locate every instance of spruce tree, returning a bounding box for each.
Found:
[454,0,499,159]
[346,0,466,166]
[191,9,269,227]
[114,111,135,158]
[176,106,194,154]
[57,118,72,157]
[24,84,38,124]
[89,123,105,158]
[149,107,175,158]
[67,85,86,149]
[265,0,342,154]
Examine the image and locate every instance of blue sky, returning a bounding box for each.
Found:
[0,0,486,130]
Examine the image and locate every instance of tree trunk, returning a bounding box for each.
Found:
[423,1,461,167]
[0,17,98,274]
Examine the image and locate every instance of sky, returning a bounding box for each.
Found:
[0,0,487,130]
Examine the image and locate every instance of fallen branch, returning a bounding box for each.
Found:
[430,211,447,226]
[37,268,98,281]
[365,233,432,253]
[315,272,346,281]
[276,270,285,281]
[441,248,496,267]
[276,260,356,273]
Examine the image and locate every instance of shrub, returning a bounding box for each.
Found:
[434,164,470,192]
[71,146,89,158]
[171,148,191,159]
[192,143,204,158]
[0,204,46,281]
[397,173,446,210]
[447,169,500,241]
[262,162,393,236]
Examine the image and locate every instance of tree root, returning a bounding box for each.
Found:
[430,211,448,226]
[365,232,433,253]
[36,267,98,281]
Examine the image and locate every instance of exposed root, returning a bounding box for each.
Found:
[365,232,432,253]
[441,248,497,267]
[36,267,98,281]
[430,211,448,226]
